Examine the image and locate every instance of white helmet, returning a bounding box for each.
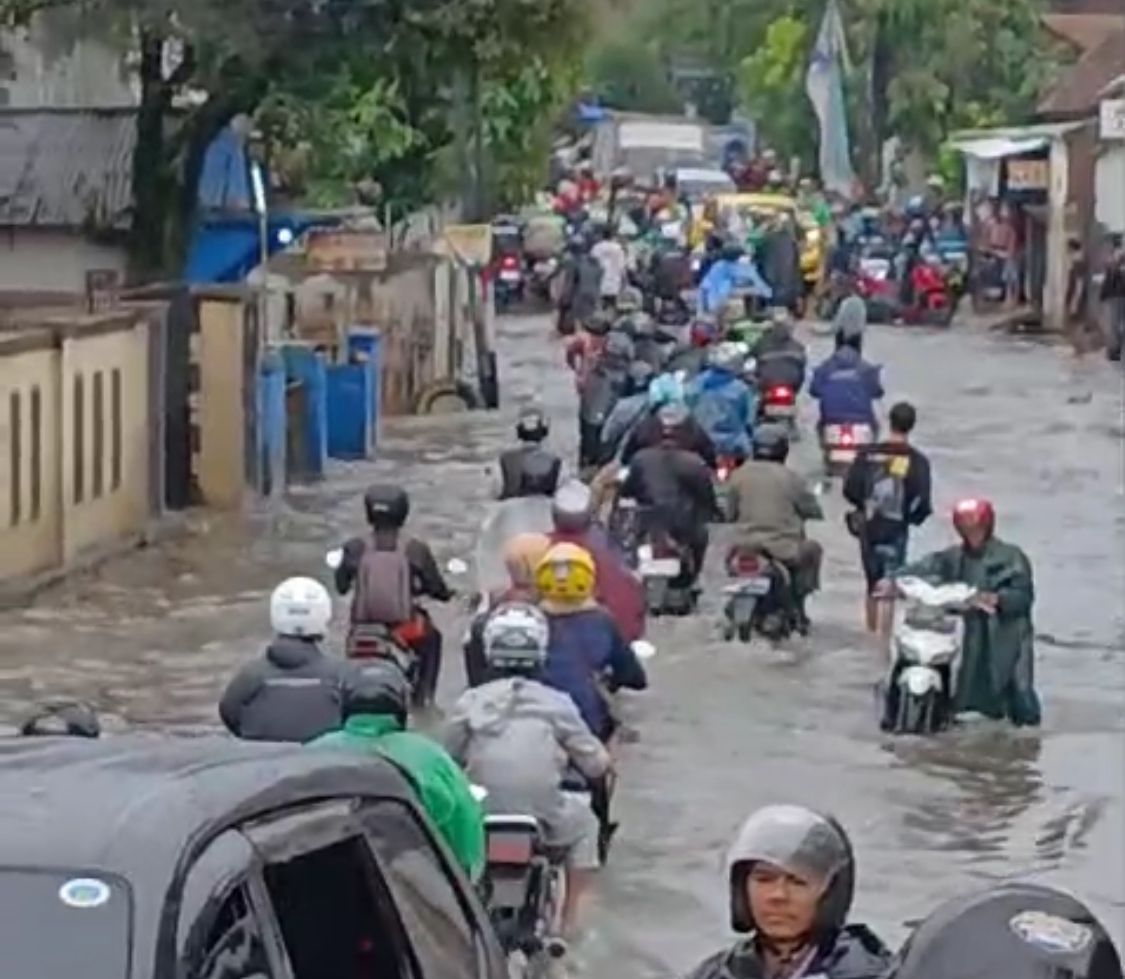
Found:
[270,577,332,638]
[483,602,550,674]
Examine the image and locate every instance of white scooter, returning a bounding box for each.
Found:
[884,576,976,735]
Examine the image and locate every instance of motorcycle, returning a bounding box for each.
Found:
[637,530,697,616]
[494,252,526,311]
[820,421,875,479]
[854,251,899,324]
[883,577,976,735]
[970,250,1007,313]
[480,811,568,978]
[901,258,957,327]
[721,546,796,642]
[528,255,560,305]
[758,381,799,438]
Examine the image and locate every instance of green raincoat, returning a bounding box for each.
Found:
[310,715,486,880]
[900,537,1041,726]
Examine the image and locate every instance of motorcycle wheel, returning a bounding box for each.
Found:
[896,690,938,735]
[737,620,753,642]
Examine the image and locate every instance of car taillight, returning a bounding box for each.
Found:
[487,833,534,865]
[766,385,794,405]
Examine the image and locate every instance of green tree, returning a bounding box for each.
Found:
[586,38,682,113]
[737,15,815,162]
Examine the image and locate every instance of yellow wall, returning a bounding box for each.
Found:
[0,314,151,590]
[0,342,63,580]
[196,298,248,509]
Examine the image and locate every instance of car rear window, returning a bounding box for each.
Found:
[0,870,131,979]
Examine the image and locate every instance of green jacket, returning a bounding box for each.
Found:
[900,537,1040,726]
[310,715,486,880]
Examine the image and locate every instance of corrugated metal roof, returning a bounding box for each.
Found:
[0,109,135,230]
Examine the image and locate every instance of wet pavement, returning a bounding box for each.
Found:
[0,312,1122,973]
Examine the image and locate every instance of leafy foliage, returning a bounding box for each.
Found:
[737,15,815,162]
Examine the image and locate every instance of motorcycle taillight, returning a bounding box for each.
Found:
[500,254,519,269]
[766,385,794,405]
[732,552,761,575]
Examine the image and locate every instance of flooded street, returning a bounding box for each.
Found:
[0,313,1122,973]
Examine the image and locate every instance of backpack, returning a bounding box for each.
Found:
[352,538,414,626]
[864,452,911,541]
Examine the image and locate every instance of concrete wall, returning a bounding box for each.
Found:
[1096,144,1125,233]
[0,230,128,295]
[0,312,150,591]
[196,297,250,508]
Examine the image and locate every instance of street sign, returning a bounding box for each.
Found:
[1100,98,1125,140]
[1007,158,1049,191]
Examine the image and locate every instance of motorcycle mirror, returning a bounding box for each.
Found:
[446,557,469,576]
[631,639,657,661]
[325,548,344,570]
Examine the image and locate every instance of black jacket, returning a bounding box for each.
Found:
[623,445,718,539]
[753,326,808,391]
[498,444,562,499]
[335,535,454,602]
[843,441,933,543]
[684,927,891,979]
[623,413,718,469]
[218,638,357,743]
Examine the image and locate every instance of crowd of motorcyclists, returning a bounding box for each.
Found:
[12,152,1110,979]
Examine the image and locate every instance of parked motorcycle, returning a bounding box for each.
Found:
[721,546,796,642]
[882,577,976,735]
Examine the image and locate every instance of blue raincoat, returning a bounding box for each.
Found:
[698,258,772,314]
[687,367,757,458]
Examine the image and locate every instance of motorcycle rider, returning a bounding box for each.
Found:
[496,407,562,500]
[591,222,627,310]
[578,328,634,469]
[724,425,824,632]
[883,498,1040,726]
[536,542,648,741]
[622,372,718,469]
[620,403,718,588]
[444,603,611,939]
[549,480,646,643]
[309,667,485,881]
[219,577,358,742]
[565,309,610,391]
[557,232,602,336]
[832,294,867,354]
[683,805,891,979]
[843,401,932,640]
[599,360,656,464]
[334,485,455,709]
[753,307,808,394]
[700,239,773,315]
[810,317,884,442]
[463,532,552,688]
[20,700,101,738]
[688,341,757,463]
[759,212,803,315]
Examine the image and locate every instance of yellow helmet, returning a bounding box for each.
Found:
[535,542,597,605]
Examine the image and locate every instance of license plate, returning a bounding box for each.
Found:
[828,449,857,464]
[487,833,534,865]
[765,404,796,418]
[500,270,521,282]
[724,577,771,596]
[640,557,681,577]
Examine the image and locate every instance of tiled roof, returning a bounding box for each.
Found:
[1039,27,1125,115]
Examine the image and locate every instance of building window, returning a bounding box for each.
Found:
[8,391,20,527]
[30,386,41,522]
[92,370,104,499]
[73,373,84,504]
[111,368,122,491]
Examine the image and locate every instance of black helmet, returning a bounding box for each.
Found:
[344,665,411,727]
[888,883,1122,979]
[753,423,790,463]
[516,408,549,443]
[20,700,101,738]
[364,484,410,530]
[727,805,855,939]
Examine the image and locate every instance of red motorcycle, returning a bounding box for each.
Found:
[901,260,957,327]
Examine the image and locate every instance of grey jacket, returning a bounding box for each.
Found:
[725,459,823,564]
[685,927,890,979]
[443,677,609,827]
[218,638,357,743]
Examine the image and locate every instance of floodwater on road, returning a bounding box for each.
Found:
[0,312,1121,975]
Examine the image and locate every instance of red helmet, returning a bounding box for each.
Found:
[952,498,995,539]
[691,318,718,348]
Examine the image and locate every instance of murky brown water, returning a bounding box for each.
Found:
[0,313,1121,974]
